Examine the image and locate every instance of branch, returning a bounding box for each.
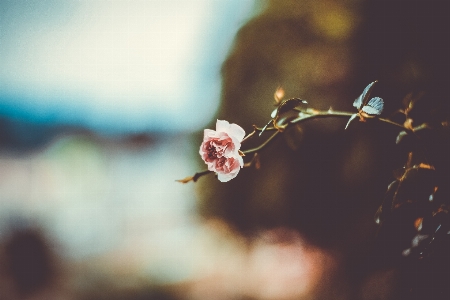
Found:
[290,109,412,133]
[241,124,277,144]
[242,131,281,155]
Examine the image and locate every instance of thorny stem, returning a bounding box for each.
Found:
[378,117,410,131]
[180,108,417,183]
[240,110,413,156]
[292,109,354,120]
[291,111,428,166]
[241,125,277,144]
[290,109,413,134]
[240,111,360,156]
[289,109,431,167]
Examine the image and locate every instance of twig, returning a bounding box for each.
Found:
[176,169,212,183]
[242,131,281,155]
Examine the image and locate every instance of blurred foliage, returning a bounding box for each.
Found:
[197,0,450,299]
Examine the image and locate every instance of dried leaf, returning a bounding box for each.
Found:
[360,97,384,116]
[176,176,195,184]
[412,123,431,132]
[253,153,261,170]
[414,217,423,231]
[176,170,212,183]
[353,80,378,109]
[402,91,425,115]
[345,113,359,129]
[417,163,435,170]
[274,86,285,104]
[275,98,308,118]
[271,98,308,131]
[259,119,273,136]
[244,153,261,169]
[396,130,408,144]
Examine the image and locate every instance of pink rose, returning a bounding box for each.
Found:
[200,120,245,182]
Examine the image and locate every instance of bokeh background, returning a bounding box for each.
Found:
[1,0,449,299]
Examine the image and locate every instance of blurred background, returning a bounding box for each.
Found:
[0,0,449,299]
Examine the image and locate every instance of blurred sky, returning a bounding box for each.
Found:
[0,0,257,134]
[0,0,260,283]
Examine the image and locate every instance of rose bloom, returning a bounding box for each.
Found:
[200,120,245,182]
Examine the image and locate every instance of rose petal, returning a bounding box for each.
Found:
[203,129,218,140]
[217,172,233,182]
[237,155,244,167]
[216,119,230,133]
[216,119,245,142]
[228,123,246,142]
[217,167,240,182]
[200,120,245,182]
